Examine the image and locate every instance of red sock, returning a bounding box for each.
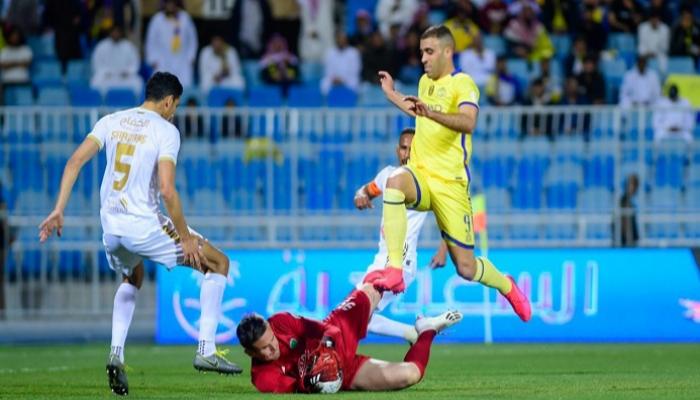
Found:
[403,330,436,378]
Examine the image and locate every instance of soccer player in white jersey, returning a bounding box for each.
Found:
[38,72,241,396]
[353,128,448,344]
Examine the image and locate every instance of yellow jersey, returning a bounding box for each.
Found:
[410,71,480,183]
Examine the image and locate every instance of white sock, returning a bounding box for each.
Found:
[110,282,138,363]
[368,313,418,344]
[198,272,227,356]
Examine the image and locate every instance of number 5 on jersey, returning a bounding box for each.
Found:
[113,142,135,191]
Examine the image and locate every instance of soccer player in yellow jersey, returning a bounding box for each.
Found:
[362,26,531,322]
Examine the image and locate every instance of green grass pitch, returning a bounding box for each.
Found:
[1,343,699,399]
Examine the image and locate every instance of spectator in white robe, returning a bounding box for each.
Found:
[458,34,495,87]
[145,0,197,87]
[298,0,334,62]
[90,25,143,95]
[198,35,245,93]
[619,56,661,108]
[653,84,695,143]
[375,0,419,39]
[320,31,361,95]
[637,8,670,74]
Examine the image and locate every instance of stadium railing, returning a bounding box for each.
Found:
[1,105,698,321]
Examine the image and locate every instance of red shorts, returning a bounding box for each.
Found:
[323,290,372,390]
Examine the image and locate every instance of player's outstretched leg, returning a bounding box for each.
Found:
[473,257,531,321]
[406,310,463,380]
[106,353,128,396]
[502,275,531,322]
[192,241,242,375]
[451,246,532,322]
[107,264,142,395]
[415,310,463,335]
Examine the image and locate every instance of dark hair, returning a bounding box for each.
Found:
[145,72,183,102]
[237,313,267,349]
[399,127,415,137]
[420,25,455,50]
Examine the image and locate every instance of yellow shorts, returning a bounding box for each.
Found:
[405,165,474,249]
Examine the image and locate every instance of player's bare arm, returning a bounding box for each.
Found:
[158,159,204,269]
[39,138,100,242]
[404,96,478,133]
[378,71,417,117]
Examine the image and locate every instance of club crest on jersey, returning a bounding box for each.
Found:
[437,87,447,98]
[290,338,298,349]
[428,85,435,96]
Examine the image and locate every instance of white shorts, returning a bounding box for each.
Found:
[357,258,417,312]
[103,217,203,276]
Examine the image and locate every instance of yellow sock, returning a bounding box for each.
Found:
[474,257,512,294]
[383,188,407,269]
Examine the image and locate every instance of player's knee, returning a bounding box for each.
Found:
[385,175,404,191]
[456,257,477,281]
[396,364,423,388]
[210,254,229,276]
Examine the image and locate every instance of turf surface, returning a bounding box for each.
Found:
[1,343,699,399]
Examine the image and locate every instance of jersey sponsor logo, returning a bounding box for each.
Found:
[427,103,443,113]
[120,116,150,131]
[336,299,355,312]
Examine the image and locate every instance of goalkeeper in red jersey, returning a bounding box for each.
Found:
[236,282,462,393]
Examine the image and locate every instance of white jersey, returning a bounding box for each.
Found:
[370,165,428,275]
[88,107,180,239]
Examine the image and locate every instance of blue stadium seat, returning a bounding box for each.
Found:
[69,85,102,106]
[288,85,323,107]
[358,84,390,107]
[483,35,506,56]
[32,60,63,88]
[506,58,529,88]
[546,182,578,209]
[300,62,323,86]
[601,58,627,81]
[327,85,358,107]
[4,85,34,106]
[345,0,378,35]
[484,187,510,212]
[248,86,283,107]
[608,33,636,60]
[511,184,542,209]
[37,87,69,106]
[654,153,685,188]
[20,250,42,279]
[104,88,137,107]
[579,187,613,212]
[667,57,695,75]
[58,250,82,278]
[649,187,682,212]
[586,223,612,241]
[207,87,244,107]
[27,35,55,59]
[66,60,89,85]
[545,223,577,240]
[242,60,262,88]
[273,159,292,210]
[551,35,571,60]
[584,153,615,189]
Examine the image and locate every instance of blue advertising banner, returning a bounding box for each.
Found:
[156,249,700,344]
